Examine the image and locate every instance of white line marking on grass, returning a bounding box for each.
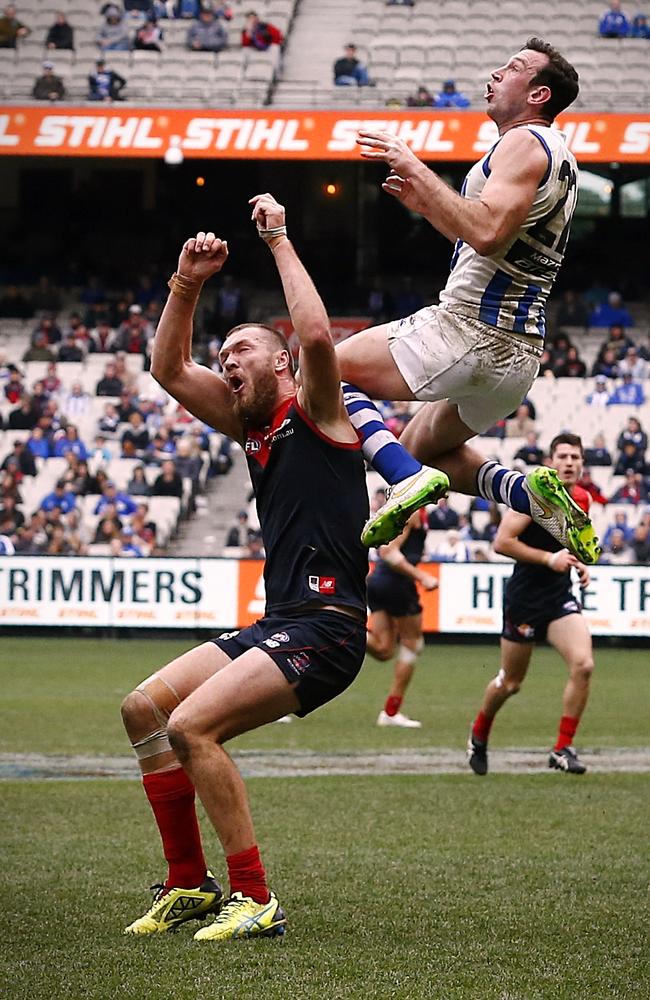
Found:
[2,747,650,780]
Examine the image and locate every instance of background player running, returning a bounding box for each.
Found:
[335,38,599,566]
[367,510,437,728]
[467,433,595,776]
[120,194,368,942]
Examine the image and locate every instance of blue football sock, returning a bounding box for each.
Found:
[342,383,422,485]
[476,461,531,515]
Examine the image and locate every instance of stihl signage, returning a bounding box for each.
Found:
[1,108,649,161]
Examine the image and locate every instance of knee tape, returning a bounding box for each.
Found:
[398,643,419,666]
[132,728,173,761]
[136,676,181,727]
[494,668,506,689]
[415,637,424,653]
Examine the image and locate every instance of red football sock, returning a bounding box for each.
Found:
[555,715,579,751]
[143,768,207,890]
[472,711,494,744]
[227,845,269,904]
[384,695,402,717]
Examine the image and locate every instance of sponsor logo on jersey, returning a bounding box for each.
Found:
[308,575,336,595]
[271,418,294,443]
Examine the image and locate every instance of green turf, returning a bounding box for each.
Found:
[2,777,648,1000]
[2,636,649,755]
[2,637,649,1000]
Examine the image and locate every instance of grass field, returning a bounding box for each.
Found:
[3,636,650,1000]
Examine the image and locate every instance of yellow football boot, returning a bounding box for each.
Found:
[194,891,286,942]
[124,872,222,935]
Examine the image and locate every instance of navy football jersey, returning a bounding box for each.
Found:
[244,394,369,615]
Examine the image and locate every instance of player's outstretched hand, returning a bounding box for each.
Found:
[178,232,228,283]
[357,129,421,175]
[249,192,286,235]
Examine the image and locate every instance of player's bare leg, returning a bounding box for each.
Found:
[366,609,398,662]
[467,638,532,775]
[546,615,593,774]
[166,648,298,941]
[121,643,233,934]
[375,613,425,728]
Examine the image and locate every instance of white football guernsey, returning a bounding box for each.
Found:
[439,124,578,341]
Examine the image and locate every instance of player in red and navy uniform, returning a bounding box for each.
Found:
[367,509,438,728]
[467,433,595,776]
[120,194,368,942]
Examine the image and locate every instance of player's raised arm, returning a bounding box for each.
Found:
[494,508,580,571]
[249,193,353,437]
[151,232,244,442]
[357,127,547,255]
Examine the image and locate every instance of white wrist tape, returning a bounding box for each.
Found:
[257,224,288,240]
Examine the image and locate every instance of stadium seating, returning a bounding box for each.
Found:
[2,0,649,110]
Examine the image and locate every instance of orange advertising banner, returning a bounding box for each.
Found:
[1,106,650,161]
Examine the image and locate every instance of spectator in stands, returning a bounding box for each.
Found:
[26,426,50,460]
[40,361,61,396]
[212,274,246,339]
[88,58,127,101]
[61,382,91,422]
[406,85,434,107]
[610,470,648,504]
[618,345,647,380]
[599,0,629,37]
[608,372,645,406]
[32,60,67,101]
[134,14,164,50]
[187,7,227,51]
[427,496,459,531]
[96,360,124,396]
[334,43,371,86]
[432,79,470,109]
[225,509,249,548]
[0,284,32,318]
[554,344,587,378]
[174,434,202,483]
[2,438,36,478]
[97,6,131,50]
[630,12,650,36]
[175,0,201,17]
[4,368,24,404]
[151,457,183,497]
[615,441,646,475]
[245,530,265,559]
[57,331,85,362]
[584,432,612,467]
[591,346,620,379]
[0,493,24,532]
[88,432,113,465]
[617,415,647,454]
[578,468,608,506]
[242,10,283,51]
[603,510,634,547]
[22,331,56,364]
[41,479,77,514]
[600,527,633,564]
[632,522,650,563]
[8,395,39,430]
[98,401,121,435]
[0,4,29,47]
[53,425,89,461]
[513,431,545,466]
[115,304,152,354]
[589,292,633,328]
[505,403,536,437]
[94,504,123,543]
[121,411,150,457]
[89,317,118,353]
[601,323,635,360]
[585,374,611,406]
[146,428,176,464]
[32,315,63,346]
[555,290,589,328]
[428,528,470,562]
[117,387,139,422]
[131,501,157,548]
[46,10,74,49]
[126,464,150,497]
[117,524,142,557]
[95,481,138,517]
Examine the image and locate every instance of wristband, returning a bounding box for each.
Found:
[167,272,201,302]
[257,224,288,249]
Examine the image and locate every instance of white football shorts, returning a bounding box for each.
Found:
[387,304,542,433]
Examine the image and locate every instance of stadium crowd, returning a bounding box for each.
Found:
[1,274,650,563]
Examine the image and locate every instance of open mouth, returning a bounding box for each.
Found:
[485,81,494,100]
[229,375,244,394]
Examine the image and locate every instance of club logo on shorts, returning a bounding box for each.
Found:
[270,632,290,643]
[264,638,280,648]
[218,630,240,640]
[308,575,336,595]
[516,623,535,639]
[286,652,311,675]
[563,601,579,613]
